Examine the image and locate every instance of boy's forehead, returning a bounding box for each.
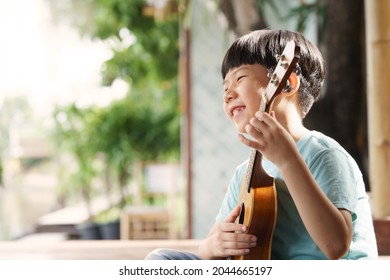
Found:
[225,65,254,77]
[224,64,266,81]
[223,66,244,84]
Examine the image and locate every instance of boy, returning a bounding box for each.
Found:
[145,29,378,260]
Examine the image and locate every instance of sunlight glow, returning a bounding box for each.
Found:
[0,0,126,118]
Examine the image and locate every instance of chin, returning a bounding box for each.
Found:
[232,116,249,133]
[234,124,246,134]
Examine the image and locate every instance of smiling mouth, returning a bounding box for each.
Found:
[232,106,245,116]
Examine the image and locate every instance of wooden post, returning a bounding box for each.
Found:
[365,0,390,218]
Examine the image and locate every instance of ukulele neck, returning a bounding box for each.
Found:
[246,149,273,191]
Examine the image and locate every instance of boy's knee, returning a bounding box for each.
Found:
[144,248,171,260]
[144,248,201,260]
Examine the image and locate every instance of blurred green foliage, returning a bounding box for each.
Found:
[47,0,179,88]
[48,0,180,212]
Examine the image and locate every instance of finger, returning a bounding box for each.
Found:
[222,239,257,249]
[220,222,247,233]
[246,121,265,140]
[249,116,267,131]
[254,112,282,140]
[255,111,276,127]
[238,133,261,150]
[222,232,257,244]
[223,248,251,257]
[216,232,258,258]
[224,204,242,223]
[239,127,266,150]
[221,238,258,258]
[216,232,257,256]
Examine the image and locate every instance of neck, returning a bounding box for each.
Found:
[276,107,308,142]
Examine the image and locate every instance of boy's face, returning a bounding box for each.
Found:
[223,64,269,133]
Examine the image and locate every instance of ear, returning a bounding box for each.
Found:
[283,72,300,97]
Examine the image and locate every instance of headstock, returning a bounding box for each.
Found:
[260,41,300,113]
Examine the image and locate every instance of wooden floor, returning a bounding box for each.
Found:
[0,239,201,260]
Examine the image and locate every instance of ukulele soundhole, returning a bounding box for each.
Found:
[238,202,245,224]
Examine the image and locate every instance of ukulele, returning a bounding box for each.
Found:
[233,41,300,260]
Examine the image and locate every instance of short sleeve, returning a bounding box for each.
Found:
[215,161,248,223]
[309,148,359,220]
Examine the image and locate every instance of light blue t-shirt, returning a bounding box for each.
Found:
[215,130,378,259]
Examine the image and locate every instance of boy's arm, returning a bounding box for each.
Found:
[240,111,353,259]
[278,151,353,259]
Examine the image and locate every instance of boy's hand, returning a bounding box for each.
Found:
[238,111,298,168]
[199,205,257,259]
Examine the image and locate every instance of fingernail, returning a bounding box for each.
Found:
[241,226,246,232]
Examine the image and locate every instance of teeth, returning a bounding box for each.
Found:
[232,107,244,116]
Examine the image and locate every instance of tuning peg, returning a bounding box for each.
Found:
[294,64,301,75]
[267,73,277,79]
[275,54,285,61]
[271,78,279,86]
[283,80,292,92]
[280,62,289,68]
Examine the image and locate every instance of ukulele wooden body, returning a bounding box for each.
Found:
[233,154,277,260]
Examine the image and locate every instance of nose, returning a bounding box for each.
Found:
[224,88,237,103]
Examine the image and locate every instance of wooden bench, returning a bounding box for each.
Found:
[1,239,389,260]
[0,239,201,260]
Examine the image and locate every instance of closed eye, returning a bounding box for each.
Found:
[237,75,247,82]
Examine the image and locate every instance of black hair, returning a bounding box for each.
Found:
[221,29,325,117]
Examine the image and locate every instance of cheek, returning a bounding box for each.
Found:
[243,90,262,113]
[223,103,231,118]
